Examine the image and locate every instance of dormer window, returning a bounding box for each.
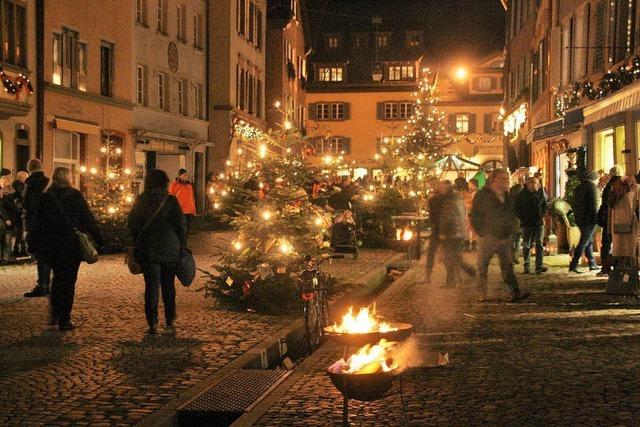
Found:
[387,64,414,81]
[375,32,389,47]
[405,31,423,47]
[318,66,343,82]
[326,35,340,49]
[352,33,368,48]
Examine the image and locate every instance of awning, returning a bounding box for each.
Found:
[583,81,640,125]
[53,117,101,136]
[136,130,200,145]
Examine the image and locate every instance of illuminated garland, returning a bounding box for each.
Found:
[0,64,34,99]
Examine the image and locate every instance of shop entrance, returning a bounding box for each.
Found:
[156,153,185,179]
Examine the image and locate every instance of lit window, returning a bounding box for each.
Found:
[376,35,388,47]
[1,0,27,67]
[52,28,87,91]
[388,66,401,81]
[327,36,339,48]
[318,67,343,82]
[456,114,470,133]
[53,131,81,185]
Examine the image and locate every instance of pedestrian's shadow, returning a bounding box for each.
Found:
[0,331,78,378]
[113,335,203,384]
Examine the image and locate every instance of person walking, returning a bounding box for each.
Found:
[569,170,601,273]
[471,169,529,302]
[597,166,622,276]
[509,173,525,264]
[169,168,196,234]
[23,159,52,297]
[32,167,102,330]
[0,168,16,262]
[608,175,640,269]
[425,180,446,284]
[463,178,478,251]
[9,170,29,257]
[438,180,476,287]
[515,177,548,274]
[128,169,187,335]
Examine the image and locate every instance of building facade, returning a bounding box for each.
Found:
[209,0,266,172]
[265,0,308,134]
[503,0,640,198]
[306,22,504,174]
[42,0,133,183]
[132,0,210,210]
[0,0,36,174]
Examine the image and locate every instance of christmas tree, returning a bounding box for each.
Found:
[203,128,332,313]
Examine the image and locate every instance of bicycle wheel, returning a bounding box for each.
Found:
[306,296,322,350]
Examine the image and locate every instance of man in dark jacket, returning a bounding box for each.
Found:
[515,177,548,274]
[597,166,622,276]
[471,169,529,302]
[569,170,601,273]
[22,160,52,297]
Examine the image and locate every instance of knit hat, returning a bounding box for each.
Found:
[178,168,188,176]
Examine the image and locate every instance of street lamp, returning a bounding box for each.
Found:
[455,67,468,81]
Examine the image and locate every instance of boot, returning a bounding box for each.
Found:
[24,285,47,298]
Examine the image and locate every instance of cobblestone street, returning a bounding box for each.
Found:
[0,231,397,426]
[250,254,640,426]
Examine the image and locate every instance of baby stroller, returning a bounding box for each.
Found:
[330,210,358,259]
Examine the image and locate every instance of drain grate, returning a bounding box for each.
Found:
[179,369,290,426]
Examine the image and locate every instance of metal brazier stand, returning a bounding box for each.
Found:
[323,323,414,426]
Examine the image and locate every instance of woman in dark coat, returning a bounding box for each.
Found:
[128,169,187,335]
[34,167,102,331]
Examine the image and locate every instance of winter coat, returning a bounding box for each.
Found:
[128,189,187,263]
[572,180,601,226]
[32,187,102,262]
[470,187,518,240]
[597,176,620,227]
[435,190,468,240]
[514,188,547,228]
[609,184,640,258]
[23,171,50,233]
[169,179,197,215]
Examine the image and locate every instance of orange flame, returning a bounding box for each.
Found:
[326,305,397,334]
[329,339,399,374]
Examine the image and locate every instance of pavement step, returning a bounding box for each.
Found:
[177,369,291,426]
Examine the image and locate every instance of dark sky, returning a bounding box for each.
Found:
[306,0,505,61]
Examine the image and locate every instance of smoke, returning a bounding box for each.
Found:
[392,336,425,372]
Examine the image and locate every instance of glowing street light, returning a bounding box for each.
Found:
[455,67,468,80]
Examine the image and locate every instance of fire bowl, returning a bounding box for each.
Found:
[323,322,414,347]
[327,370,400,402]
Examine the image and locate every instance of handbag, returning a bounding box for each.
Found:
[127,196,169,275]
[51,194,98,264]
[176,247,196,287]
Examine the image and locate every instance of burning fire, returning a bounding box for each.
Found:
[329,339,399,374]
[326,305,397,334]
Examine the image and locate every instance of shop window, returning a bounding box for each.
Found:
[595,127,625,175]
[54,131,82,185]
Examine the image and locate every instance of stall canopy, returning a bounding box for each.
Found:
[434,154,482,172]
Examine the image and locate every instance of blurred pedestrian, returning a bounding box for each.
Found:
[169,168,196,235]
[23,159,52,297]
[597,166,622,276]
[471,169,529,302]
[509,172,525,264]
[9,171,29,257]
[463,179,479,251]
[515,177,547,274]
[0,168,15,262]
[437,180,476,287]
[128,169,187,335]
[608,175,640,268]
[569,170,601,273]
[33,167,102,330]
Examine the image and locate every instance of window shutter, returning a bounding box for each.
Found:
[468,114,477,133]
[484,113,492,133]
[343,103,350,120]
[448,114,457,132]
[342,137,351,155]
[376,102,385,119]
[308,103,317,120]
[472,77,480,91]
[593,1,605,72]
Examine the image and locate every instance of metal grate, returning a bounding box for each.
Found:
[182,369,290,413]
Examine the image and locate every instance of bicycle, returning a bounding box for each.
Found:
[298,253,343,352]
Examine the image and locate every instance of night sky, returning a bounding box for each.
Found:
[307,0,505,61]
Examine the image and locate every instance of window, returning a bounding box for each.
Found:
[52,29,87,91]
[54,131,82,184]
[136,65,147,105]
[256,78,262,118]
[136,0,147,25]
[455,114,470,133]
[317,66,343,82]
[384,102,398,119]
[194,83,202,118]
[248,74,254,114]
[0,0,27,67]
[177,79,187,115]
[315,103,346,120]
[256,9,262,48]
[352,35,366,48]
[478,77,492,91]
[387,65,413,81]
[248,2,255,43]
[406,33,422,47]
[327,36,339,48]
[561,19,573,86]
[314,137,351,155]
[398,102,413,119]
[595,127,625,174]
[609,0,636,64]
[100,41,114,97]
[388,66,401,81]
[376,34,388,47]
[157,0,167,34]
[237,0,246,36]
[158,72,168,110]
[193,13,203,48]
[176,5,186,42]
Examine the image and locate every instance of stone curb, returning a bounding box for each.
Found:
[230,257,425,426]
[136,251,406,427]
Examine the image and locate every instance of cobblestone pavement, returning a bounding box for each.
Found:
[254,254,640,426]
[0,230,397,426]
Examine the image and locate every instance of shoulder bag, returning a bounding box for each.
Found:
[51,194,98,264]
[127,196,169,275]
